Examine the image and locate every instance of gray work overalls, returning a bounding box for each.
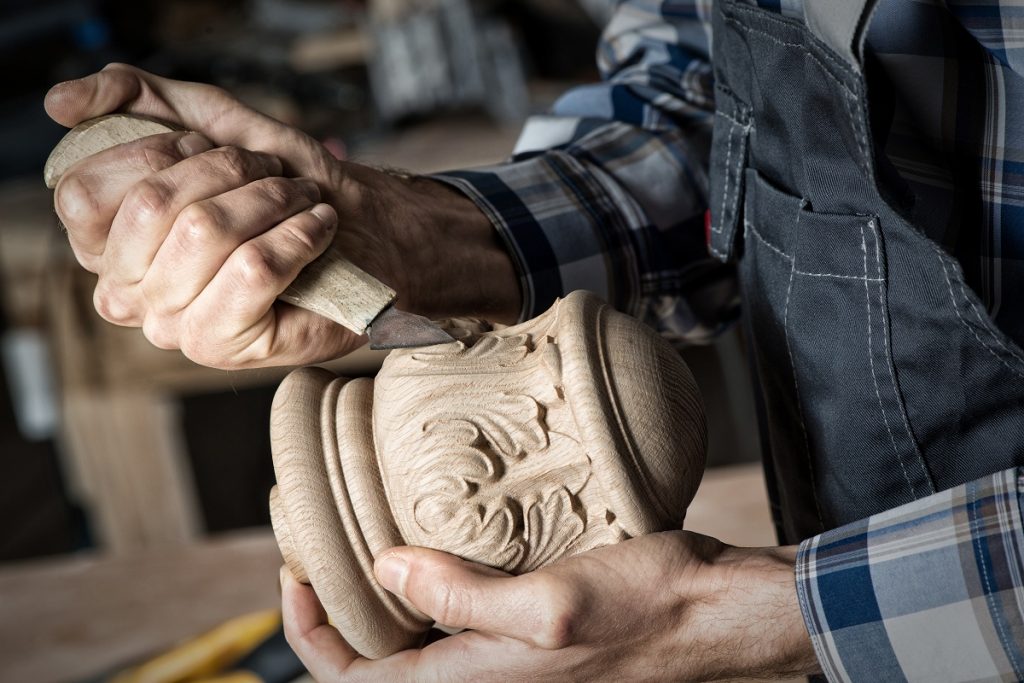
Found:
[707,0,1024,543]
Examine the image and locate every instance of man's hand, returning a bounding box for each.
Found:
[281,532,820,682]
[46,64,518,369]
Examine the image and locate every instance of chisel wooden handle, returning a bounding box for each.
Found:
[44,114,396,335]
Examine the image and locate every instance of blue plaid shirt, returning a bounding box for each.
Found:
[436,1,1024,680]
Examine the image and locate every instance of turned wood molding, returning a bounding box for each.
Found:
[269,290,707,658]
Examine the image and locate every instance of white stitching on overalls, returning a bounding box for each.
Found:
[797,271,882,281]
[727,1,861,79]
[933,247,1024,380]
[725,15,873,178]
[716,110,748,128]
[862,223,917,499]
[712,114,737,236]
[783,208,825,528]
[745,217,791,260]
[745,210,888,280]
[724,19,857,99]
[869,219,935,493]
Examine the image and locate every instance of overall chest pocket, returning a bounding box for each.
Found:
[740,169,935,528]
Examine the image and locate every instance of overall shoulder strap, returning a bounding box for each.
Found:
[803,0,880,69]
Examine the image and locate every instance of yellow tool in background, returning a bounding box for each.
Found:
[108,609,282,683]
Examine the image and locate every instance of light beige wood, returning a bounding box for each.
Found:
[46,243,388,553]
[278,248,396,335]
[269,290,708,658]
[0,530,282,683]
[44,113,398,336]
[43,114,180,189]
[0,469,793,683]
[12,115,513,555]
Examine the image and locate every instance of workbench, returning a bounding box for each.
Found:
[0,463,790,683]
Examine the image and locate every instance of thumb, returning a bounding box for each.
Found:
[46,63,160,128]
[44,64,240,137]
[374,547,580,650]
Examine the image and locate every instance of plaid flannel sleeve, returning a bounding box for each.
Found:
[433,0,739,343]
[797,467,1024,682]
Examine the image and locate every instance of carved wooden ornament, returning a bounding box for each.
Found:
[269,291,707,659]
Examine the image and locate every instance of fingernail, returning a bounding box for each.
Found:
[296,177,320,199]
[375,555,409,597]
[178,132,213,156]
[309,203,336,226]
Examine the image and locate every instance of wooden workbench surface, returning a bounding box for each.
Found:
[0,464,778,683]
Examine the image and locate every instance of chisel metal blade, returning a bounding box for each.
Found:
[367,304,455,350]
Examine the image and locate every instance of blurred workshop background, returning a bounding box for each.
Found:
[0,1,774,682]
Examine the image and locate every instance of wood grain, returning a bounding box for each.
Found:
[269,291,708,658]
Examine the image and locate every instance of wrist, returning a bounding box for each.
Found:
[688,544,820,680]
[329,162,521,324]
[398,174,522,323]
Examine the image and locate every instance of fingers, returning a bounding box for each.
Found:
[45,65,143,128]
[374,547,585,650]
[127,164,307,311]
[47,63,332,179]
[45,63,231,132]
[46,64,288,152]
[55,130,215,268]
[159,204,349,367]
[281,567,360,681]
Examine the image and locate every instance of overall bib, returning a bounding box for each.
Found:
[707,0,1024,543]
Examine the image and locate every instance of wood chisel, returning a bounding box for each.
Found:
[44,114,454,350]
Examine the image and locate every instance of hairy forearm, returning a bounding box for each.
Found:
[686,544,821,680]
[329,161,522,325]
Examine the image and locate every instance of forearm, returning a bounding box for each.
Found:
[327,162,522,324]
[688,543,820,680]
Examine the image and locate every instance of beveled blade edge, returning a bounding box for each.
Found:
[367,305,455,350]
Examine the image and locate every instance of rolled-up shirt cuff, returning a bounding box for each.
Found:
[796,467,1024,682]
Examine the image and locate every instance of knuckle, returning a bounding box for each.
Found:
[123,180,172,227]
[280,216,324,258]
[428,581,460,626]
[177,326,213,367]
[530,576,581,650]
[138,146,181,175]
[428,580,466,627]
[141,315,178,350]
[196,82,231,103]
[233,242,279,291]
[55,174,100,229]
[176,203,225,248]
[139,278,181,318]
[92,282,138,326]
[212,146,256,182]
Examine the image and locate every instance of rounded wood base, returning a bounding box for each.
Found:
[269,291,707,658]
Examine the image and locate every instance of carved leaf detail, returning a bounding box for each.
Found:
[423,394,548,462]
[408,334,531,369]
[413,484,586,574]
[409,390,590,573]
[384,307,594,574]
[519,487,586,572]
